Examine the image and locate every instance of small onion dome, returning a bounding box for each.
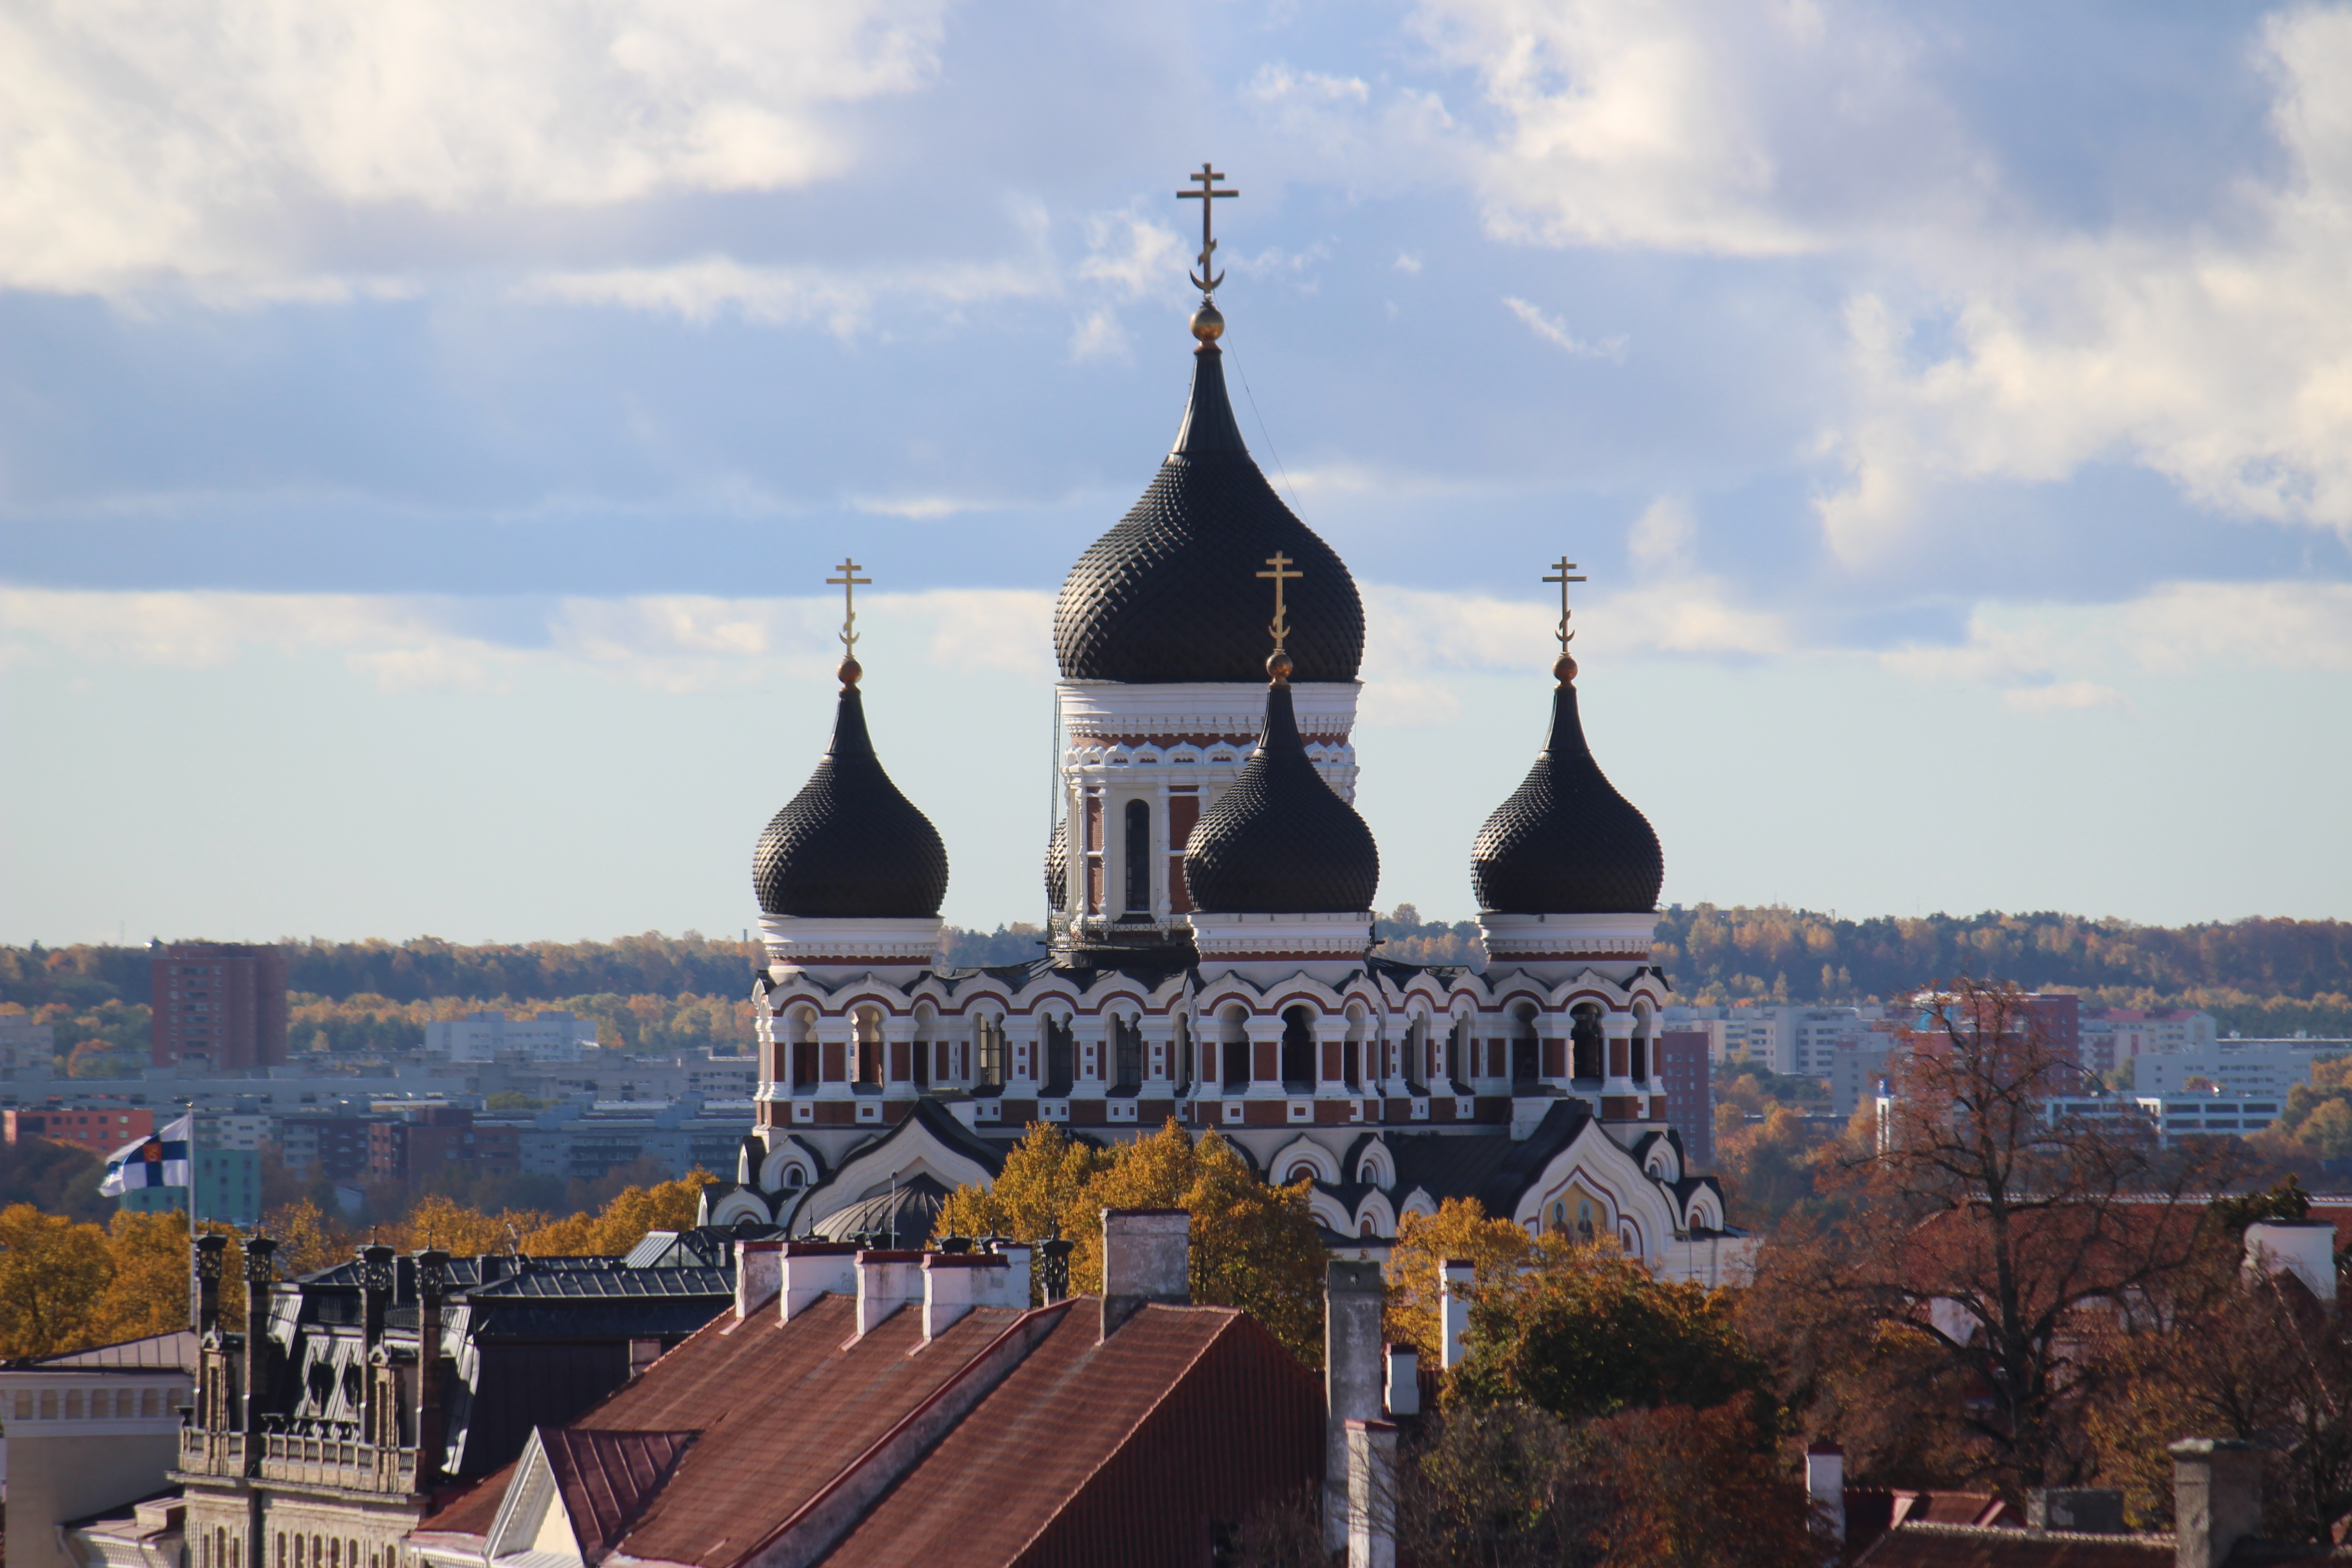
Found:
[1054,338,1362,683]
[753,684,948,919]
[1471,682,1662,915]
[1183,680,1379,913]
[1044,817,1067,912]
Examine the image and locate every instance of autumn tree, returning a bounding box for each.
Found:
[519,1168,715,1255]
[1381,1197,1531,1361]
[89,1208,197,1343]
[932,1119,1327,1365]
[2087,1189,2352,1541]
[1455,1237,1770,1428]
[0,1203,111,1358]
[1745,977,2248,1491]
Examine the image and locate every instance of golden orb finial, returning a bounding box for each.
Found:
[838,655,862,689]
[1554,652,1577,686]
[1267,650,1293,683]
[1191,301,1225,343]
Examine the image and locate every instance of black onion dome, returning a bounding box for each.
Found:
[1054,343,1363,683]
[753,685,948,919]
[1471,683,1662,914]
[1044,817,1067,912]
[1183,682,1379,913]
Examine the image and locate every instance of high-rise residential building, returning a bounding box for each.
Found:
[149,943,288,1071]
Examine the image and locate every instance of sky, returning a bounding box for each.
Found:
[3,0,2349,948]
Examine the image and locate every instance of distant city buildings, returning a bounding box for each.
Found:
[149,941,288,1070]
[2079,1005,2218,1074]
[117,1147,261,1226]
[0,1014,55,1079]
[424,1008,601,1063]
[4,1103,155,1157]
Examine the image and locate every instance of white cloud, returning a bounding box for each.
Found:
[518,254,1052,334]
[1364,572,1788,676]
[1502,297,1627,361]
[1883,579,2352,698]
[1076,208,1186,300]
[0,0,947,294]
[0,586,1058,695]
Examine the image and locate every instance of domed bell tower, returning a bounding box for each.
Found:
[1048,165,1364,966]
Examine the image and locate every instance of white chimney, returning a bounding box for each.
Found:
[1384,1345,1419,1417]
[855,1248,925,1336]
[921,1253,1018,1340]
[735,1238,783,1320]
[1344,1418,1397,1568]
[779,1241,858,1322]
[1100,1208,1190,1340]
[2171,1438,2263,1568]
[1440,1261,1475,1370]
[2243,1220,2337,1306]
[1326,1260,1385,1552]
[1805,1441,1845,1543]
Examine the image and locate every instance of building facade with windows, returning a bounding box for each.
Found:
[150,944,288,1072]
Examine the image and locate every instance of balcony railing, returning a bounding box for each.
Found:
[177,1428,420,1493]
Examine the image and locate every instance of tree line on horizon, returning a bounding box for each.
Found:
[6,909,2348,1063]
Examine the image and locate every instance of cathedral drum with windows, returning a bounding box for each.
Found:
[710,191,1747,1284]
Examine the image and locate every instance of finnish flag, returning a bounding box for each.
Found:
[99,1114,193,1195]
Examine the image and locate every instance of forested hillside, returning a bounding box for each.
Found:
[5,909,2347,1073]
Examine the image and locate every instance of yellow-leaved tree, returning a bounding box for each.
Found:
[1381,1196,1532,1362]
[932,1119,1327,1366]
[393,1193,551,1257]
[0,1203,112,1359]
[520,1170,717,1256]
[91,1208,199,1343]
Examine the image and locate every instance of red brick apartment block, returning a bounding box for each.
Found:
[151,943,289,1070]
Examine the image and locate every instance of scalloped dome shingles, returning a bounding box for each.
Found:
[753,686,948,919]
[1044,817,1067,912]
[1182,681,1379,913]
[1470,683,1662,916]
[1054,343,1362,684]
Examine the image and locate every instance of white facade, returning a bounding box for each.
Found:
[2135,1091,2284,1144]
[2135,1039,2352,1097]
[0,1015,55,1079]
[1660,1004,1889,1076]
[423,1009,598,1063]
[2079,1008,2217,1073]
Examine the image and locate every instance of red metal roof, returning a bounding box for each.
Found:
[536,1429,696,1563]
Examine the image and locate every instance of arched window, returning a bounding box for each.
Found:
[1112,1015,1143,1092]
[1280,1007,1315,1093]
[1287,1163,1317,1185]
[1123,800,1151,913]
[975,1015,1006,1088]
[1221,1006,1251,1090]
[1044,1017,1075,1095]
[1510,1003,1539,1088]
[1571,1004,1604,1081]
[1359,1216,1376,1237]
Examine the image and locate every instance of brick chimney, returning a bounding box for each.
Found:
[242,1237,277,1444]
[1099,1208,1189,1340]
[2171,1438,2263,1568]
[921,1252,1025,1339]
[412,1248,449,1485]
[193,1233,227,1336]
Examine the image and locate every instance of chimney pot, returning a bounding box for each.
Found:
[1099,1208,1190,1341]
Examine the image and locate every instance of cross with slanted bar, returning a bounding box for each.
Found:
[828,558,872,653]
[1544,557,1586,650]
[1178,163,1238,294]
[1258,551,1301,653]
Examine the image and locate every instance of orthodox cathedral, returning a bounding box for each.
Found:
[701,183,1748,1284]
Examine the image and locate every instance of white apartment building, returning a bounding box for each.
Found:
[2136,1090,2283,1145]
[192,1110,272,1151]
[0,1015,56,1080]
[1664,1004,1891,1076]
[422,1009,600,1063]
[2135,1038,2352,1097]
[2078,1008,2217,1074]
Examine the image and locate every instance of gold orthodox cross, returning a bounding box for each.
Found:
[827,558,871,655]
[1258,551,1301,654]
[1544,557,1586,650]
[1178,162,1238,294]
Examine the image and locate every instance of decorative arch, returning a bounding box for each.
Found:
[1353,1137,1396,1190]
[1269,1135,1340,1186]
[1305,1190,1353,1234]
[1352,1190,1396,1240]
[705,1188,773,1228]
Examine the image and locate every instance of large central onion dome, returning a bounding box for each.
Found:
[753,681,948,919]
[1054,334,1363,683]
[1471,675,1662,914]
[1184,677,1379,912]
